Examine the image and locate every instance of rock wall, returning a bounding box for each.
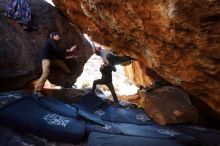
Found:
[0,0,92,91]
[141,86,198,125]
[52,0,220,116]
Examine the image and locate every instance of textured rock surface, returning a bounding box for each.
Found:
[0,0,92,91]
[141,86,198,125]
[52,0,220,116]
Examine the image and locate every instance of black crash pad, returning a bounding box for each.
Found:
[33,96,78,118]
[72,93,107,125]
[86,121,121,135]
[0,97,85,144]
[72,93,155,125]
[171,125,220,146]
[101,106,155,125]
[114,124,197,145]
[86,122,197,145]
[72,93,105,111]
[88,132,187,146]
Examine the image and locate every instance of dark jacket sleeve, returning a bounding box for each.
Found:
[112,65,116,72]
[50,40,64,53]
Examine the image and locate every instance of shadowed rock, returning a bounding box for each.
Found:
[140,86,198,125]
[0,0,93,91]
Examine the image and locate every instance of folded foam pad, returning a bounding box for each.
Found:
[114,124,194,140]
[88,132,184,146]
[101,106,155,125]
[171,125,220,146]
[0,91,30,108]
[33,96,78,118]
[86,121,121,135]
[72,93,155,125]
[72,93,107,125]
[86,122,197,145]
[0,97,85,143]
[73,93,105,111]
[77,109,105,125]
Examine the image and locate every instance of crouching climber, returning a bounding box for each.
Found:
[34,32,77,96]
[92,63,120,105]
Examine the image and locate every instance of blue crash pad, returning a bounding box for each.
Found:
[88,132,190,146]
[0,97,85,144]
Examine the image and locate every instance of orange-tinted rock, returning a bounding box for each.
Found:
[52,0,220,117]
[141,86,198,125]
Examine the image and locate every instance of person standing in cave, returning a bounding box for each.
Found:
[34,32,78,97]
[92,62,120,105]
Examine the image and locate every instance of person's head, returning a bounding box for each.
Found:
[50,32,60,41]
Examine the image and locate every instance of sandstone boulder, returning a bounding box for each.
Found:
[52,0,220,119]
[140,86,198,125]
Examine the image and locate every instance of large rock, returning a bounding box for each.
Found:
[140,86,198,125]
[0,0,92,91]
[52,0,220,119]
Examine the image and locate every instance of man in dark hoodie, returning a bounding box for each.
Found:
[34,32,77,96]
[92,63,119,104]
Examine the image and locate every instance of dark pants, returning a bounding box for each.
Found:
[92,79,119,103]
